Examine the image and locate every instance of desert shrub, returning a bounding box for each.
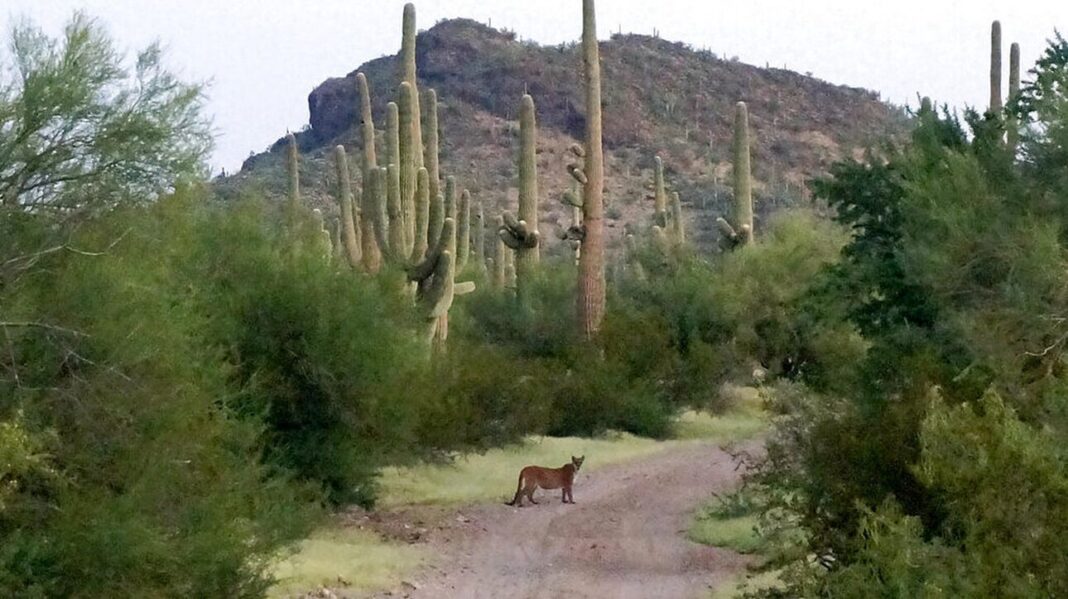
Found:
[182,199,424,507]
[0,196,317,597]
[404,341,556,452]
[617,209,855,400]
[751,41,1068,596]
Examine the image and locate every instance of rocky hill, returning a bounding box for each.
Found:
[222,18,906,256]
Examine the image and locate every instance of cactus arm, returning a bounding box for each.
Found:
[411,167,430,261]
[333,145,362,268]
[426,89,443,246]
[387,164,406,258]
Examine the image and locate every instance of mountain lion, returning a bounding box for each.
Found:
[506,455,584,507]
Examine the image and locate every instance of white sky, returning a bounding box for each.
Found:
[4,1,1065,174]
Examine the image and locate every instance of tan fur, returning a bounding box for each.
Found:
[506,456,584,507]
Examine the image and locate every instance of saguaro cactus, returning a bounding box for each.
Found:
[457,190,472,270]
[717,101,754,249]
[576,0,606,339]
[311,209,332,258]
[425,89,443,248]
[387,164,406,259]
[499,94,542,299]
[493,214,509,289]
[411,167,430,261]
[398,82,418,255]
[1008,42,1021,152]
[286,132,300,214]
[333,145,362,268]
[669,191,685,245]
[990,20,1003,114]
[653,156,668,227]
[356,73,381,272]
[401,3,424,173]
[407,217,475,345]
[473,201,486,272]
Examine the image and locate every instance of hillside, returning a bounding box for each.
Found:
[221,18,906,255]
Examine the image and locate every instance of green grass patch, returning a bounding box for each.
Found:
[709,569,784,599]
[268,527,425,598]
[689,513,763,554]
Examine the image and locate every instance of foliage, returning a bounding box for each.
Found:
[0,196,317,598]
[752,34,1068,597]
[0,13,210,217]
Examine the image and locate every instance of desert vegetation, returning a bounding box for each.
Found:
[2,1,1067,597]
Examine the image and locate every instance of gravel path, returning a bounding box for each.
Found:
[372,441,759,599]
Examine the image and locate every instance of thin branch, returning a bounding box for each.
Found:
[0,321,89,337]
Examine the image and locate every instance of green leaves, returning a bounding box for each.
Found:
[0,12,211,215]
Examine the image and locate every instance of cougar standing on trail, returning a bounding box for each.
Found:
[506,456,584,507]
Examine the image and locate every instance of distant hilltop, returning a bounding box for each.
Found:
[222,17,906,254]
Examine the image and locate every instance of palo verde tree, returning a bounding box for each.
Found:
[0,12,211,219]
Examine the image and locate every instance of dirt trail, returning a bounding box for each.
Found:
[371,441,759,599]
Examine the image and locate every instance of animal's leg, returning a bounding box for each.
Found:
[528,485,539,505]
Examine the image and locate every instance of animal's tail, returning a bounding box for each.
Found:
[505,470,524,506]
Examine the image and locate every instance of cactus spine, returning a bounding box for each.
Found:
[357,73,381,272]
[1008,42,1021,152]
[333,145,362,268]
[717,101,754,249]
[990,20,1003,114]
[577,0,606,339]
[499,94,542,300]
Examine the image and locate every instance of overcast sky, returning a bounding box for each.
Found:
[3,1,1065,173]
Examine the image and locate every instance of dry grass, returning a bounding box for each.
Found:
[268,526,425,598]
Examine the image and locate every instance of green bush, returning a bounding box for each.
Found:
[0,196,317,597]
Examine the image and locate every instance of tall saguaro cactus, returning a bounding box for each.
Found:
[493,214,509,289]
[356,73,381,272]
[576,0,606,339]
[425,89,443,247]
[398,82,418,255]
[286,132,300,214]
[669,191,685,245]
[401,3,424,173]
[499,94,542,299]
[458,190,472,270]
[990,20,1003,114]
[717,101,754,249]
[1008,41,1021,152]
[653,156,668,227]
[333,145,362,268]
[474,200,486,272]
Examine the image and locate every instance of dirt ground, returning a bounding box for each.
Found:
[365,440,760,599]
